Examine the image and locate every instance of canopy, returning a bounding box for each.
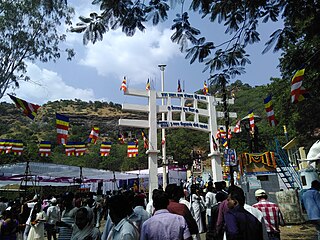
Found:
[0,162,147,187]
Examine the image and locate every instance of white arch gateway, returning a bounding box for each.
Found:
[119,88,236,200]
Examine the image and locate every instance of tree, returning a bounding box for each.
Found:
[0,0,75,99]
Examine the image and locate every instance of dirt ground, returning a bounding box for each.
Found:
[280,223,317,240]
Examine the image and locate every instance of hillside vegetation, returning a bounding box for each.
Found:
[0,80,318,171]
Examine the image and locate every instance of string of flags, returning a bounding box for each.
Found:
[290,67,310,103]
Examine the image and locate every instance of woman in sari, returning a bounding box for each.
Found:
[71,207,100,240]
[27,202,47,240]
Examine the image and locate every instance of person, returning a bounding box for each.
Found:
[165,184,199,237]
[205,182,216,228]
[225,186,263,240]
[27,202,47,240]
[71,207,100,240]
[23,195,38,240]
[0,209,19,240]
[190,185,206,233]
[106,194,139,240]
[302,180,320,240]
[206,192,227,240]
[253,189,285,240]
[244,203,268,240]
[132,194,151,226]
[46,197,60,240]
[57,192,78,240]
[140,189,192,240]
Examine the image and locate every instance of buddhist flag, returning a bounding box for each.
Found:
[216,127,226,139]
[141,130,148,149]
[146,78,150,90]
[74,142,86,156]
[120,76,127,92]
[39,141,51,157]
[264,95,278,127]
[290,68,310,103]
[56,113,69,145]
[203,81,208,95]
[248,110,255,132]
[100,142,112,156]
[177,79,182,92]
[234,120,241,133]
[127,142,138,158]
[8,94,40,120]
[118,133,125,144]
[65,142,75,156]
[11,140,23,155]
[0,139,6,154]
[88,127,99,144]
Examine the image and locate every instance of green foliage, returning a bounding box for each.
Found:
[0,0,75,99]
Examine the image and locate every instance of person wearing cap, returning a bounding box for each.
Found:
[302,180,320,240]
[253,189,285,240]
[46,197,60,240]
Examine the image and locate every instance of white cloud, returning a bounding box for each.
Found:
[9,63,97,104]
[77,27,182,85]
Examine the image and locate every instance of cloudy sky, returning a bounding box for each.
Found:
[2,1,283,105]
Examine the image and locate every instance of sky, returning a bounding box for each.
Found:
[2,1,283,106]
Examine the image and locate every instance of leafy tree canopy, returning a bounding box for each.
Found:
[0,0,75,99]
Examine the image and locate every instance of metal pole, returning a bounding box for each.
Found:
[158,64,167,189]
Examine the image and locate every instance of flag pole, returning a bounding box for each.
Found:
[158,64,167,189]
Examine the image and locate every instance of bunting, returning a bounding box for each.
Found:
[177,79,182,92]
[56,113,69,145]
[100,142,112,156]
[234,120,241,133]
[8,94,40,120]
[65,142,86,156]
[215,128,229,149]
[203,81,208,95]
[146,79,150,90]
[88,127,99,144]
[127,142,138,158]
[141,130,148,149]
[39,141,51,157]
[0,139,23,155]
[290,68,310,103]
[120,76,127,92]
[264,95,278,127]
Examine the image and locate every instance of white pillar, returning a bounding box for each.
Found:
[147,90,160,201]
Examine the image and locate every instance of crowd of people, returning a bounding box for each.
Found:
[0,179,319,240]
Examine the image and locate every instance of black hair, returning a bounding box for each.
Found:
[229,186,245,206]
[152,189,169,210]
[311,180,320,190]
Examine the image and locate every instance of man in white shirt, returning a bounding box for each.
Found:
[46,197,60,240]
[205,182,216,227]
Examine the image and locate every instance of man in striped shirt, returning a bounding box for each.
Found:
[252,189,285,240]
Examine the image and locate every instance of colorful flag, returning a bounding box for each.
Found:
[134,138,139,147]
[177,79,182,92]
[290,68,310,103]
[228,128,232,139]
[120,76,127,92]
[100,142,112,156]
[56,113,69,144]
[118,133,125,144]
[216,128,226,139]
[74,142,86,156]
[11,140,23,155]
[141,130,148,149]
[264,95,278,127]
[39,141,51,157]
[88,127,99,144]
[0,139,5,154]
[127,142,138,157]
[203,81,208,95]
[8,94,40,120]
[65,142,75,156]
[248,110,255,132]
[146,78,150,90]
[234,120,241,133]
